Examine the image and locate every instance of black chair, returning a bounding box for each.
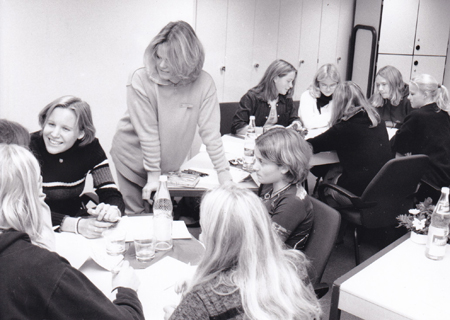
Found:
[318,154,430,265]
[219,102,240,136]
[304,196,341,298]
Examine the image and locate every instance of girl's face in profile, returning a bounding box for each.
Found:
[274,71,295,96]
[155,44,175,82]
[319,77,338,97]
[253,147,286,185]
[408,84,427,109]
[375,75,391,99]
[43,107,84,154]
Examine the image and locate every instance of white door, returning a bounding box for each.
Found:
[277,0,303,69]
[411,55,447,83]
[318,0,341,66]
[334,0,356,79]
[377,54,413,83]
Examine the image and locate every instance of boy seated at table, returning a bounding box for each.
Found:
[0,143,144,319]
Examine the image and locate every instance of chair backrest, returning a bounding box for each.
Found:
[219,102,240,136]
[359,154,430,229]
[304,196,341,286]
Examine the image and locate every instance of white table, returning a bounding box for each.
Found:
[330,233,450,320]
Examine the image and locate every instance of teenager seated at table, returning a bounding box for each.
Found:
[29,96,124,238]
[164,183,321,320]
[231,59,302,135]
[391,74,450,203]
[0,119,55,251]
[299,63,341,131]
[370,65,414,128]
[307,81,392,207]
[254,127,313,250]
[0,144,144,319]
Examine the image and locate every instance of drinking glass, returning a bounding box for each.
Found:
[103,225,126,256]
[134,236,155,262]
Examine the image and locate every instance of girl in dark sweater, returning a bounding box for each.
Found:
[391,74,450,202]
[308,81,392,206]
[30,96,125,238]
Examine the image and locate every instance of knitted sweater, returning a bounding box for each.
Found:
[308,111,393,196]
[30,132,125,226]
[391,103,450,188]
[111,67,229,187]
[0,230,144,320]
[299,90,333,129]
[231,90,300,134]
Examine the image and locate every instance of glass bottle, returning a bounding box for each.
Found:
[243,115,256,171]
[425,187,450,260]
[153,175,173,251]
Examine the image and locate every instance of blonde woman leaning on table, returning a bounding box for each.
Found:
[391,74,450,203]
[164,183,321,320]
[0,144,144,319]
[111,21,231,214]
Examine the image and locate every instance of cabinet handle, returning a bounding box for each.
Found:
[337,57,342,63]
[254,63,259,68]
[416,45,420,51]
[299,60,305,66]
[220,66,226,72]
[414,60,419,66]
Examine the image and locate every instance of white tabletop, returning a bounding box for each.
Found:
[337,235,450,320]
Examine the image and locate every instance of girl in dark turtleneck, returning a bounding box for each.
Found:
[298,63,341,131]
[391,74,450,203]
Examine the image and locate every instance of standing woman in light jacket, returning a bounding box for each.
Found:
[370,65,413,128]
[298,63,341,131]
[231,59,302,135]
[391,74,450,202]
[111,21,231,214]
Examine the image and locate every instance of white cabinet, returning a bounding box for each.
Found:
[377,0,450,83]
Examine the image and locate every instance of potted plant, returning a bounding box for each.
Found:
[397,197,434,244]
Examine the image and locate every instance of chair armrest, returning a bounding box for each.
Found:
[318,183,377,209]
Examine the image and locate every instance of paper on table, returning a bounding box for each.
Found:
[54,232,90,269]
[135,256,197,320]
[125,215,192,242]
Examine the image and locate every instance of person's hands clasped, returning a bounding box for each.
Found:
[112,260,140,292]
[88,203,121,222]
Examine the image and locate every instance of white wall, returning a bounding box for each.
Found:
[0,0,195,175]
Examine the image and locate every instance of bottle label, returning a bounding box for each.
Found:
[426,226,448,258]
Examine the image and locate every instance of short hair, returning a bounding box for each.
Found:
[188,183,321,319]
[38,96,96,146]
[331,81,381,127]
[410,74,450,112]
[0,119,30,147]
[144,21,205,84]
[370,65,407,107]
[251,59,297,101]
[255,127,312,184]
[309,63,341,98]
[0,144,43,241]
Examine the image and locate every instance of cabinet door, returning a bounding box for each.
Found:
[295,0,322,100]
[251,0,280,87]
[411,55,447,83]
[277,0,303,68]
[378,0,419,55]
[318,0,341,66]
[414,0,450,56]
[223,0,256,102]
[334,0,355,78]
[195,0,228,101]
[377,54,413,82]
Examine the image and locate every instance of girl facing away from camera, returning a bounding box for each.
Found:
[308,81,392,207]
[0,144,143,319]
[111,20,231,214]
[231,59,302,135]
[369,65,413,128]
[254,127,314,250]
[391,74,450,202]
[299,63,341,131]
[165,183,321,320]
[29,96,125,238]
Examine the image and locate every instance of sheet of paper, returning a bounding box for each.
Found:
[124,215,192,242]
[54,232,90,269]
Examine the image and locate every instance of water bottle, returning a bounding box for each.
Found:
[153,175,173,251]
[243,115,256,171]
[425,187,450,260]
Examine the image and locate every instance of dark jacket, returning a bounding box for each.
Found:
[0,229,144,320]
[231,90,299,134]
[391,103,450,188]
[308,111,393,196]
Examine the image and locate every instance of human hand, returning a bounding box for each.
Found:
[112,260,140,292]
[143,179,159,205]
[88,203,121,222]
[218,170,232,185]
[77,217,115,239]
[163,305,177,320]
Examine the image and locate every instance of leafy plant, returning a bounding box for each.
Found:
[397,197,434,235]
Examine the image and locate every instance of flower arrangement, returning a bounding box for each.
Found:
[397,197,434,235]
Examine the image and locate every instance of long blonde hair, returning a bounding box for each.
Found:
[370,65,407,107]
[189,183,321,320]
[410,74,450,112]
[0,144,43,242]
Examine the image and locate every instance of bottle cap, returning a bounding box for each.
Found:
[249,115,255,120]
[159,175,168,182]
[442,187,449,193]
